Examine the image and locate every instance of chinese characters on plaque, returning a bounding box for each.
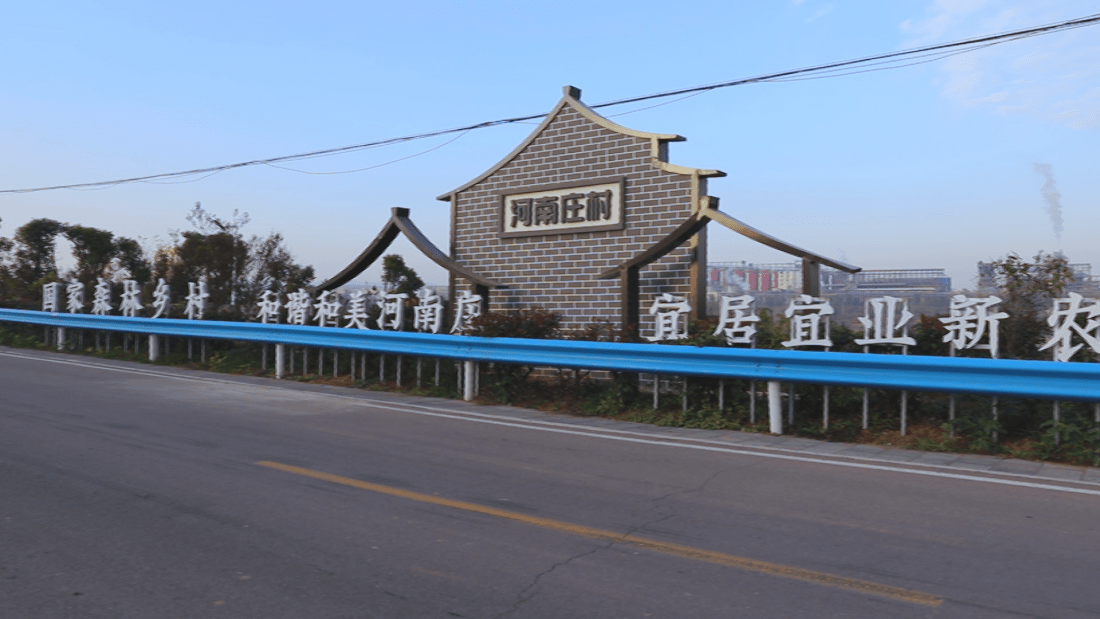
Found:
[501,179,623,238]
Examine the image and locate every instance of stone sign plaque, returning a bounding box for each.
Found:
[499,177,624,238]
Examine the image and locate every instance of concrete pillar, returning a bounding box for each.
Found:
[463,360,476,401]
[768,380,783,435]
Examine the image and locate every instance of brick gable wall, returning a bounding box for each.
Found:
[450,103,701,334]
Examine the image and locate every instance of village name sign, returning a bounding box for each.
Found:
[501,178,623,237]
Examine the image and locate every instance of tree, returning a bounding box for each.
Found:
[13,218,66,286]
[152,204,314,319]
[987,251,1075,359]
[381,254,424,296]
[63,225,117,290]
[243,232,315,299]
[0,218,19,305]
[170,203,251,311]
[114,237,152,285]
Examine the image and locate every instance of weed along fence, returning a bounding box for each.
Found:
[3,308,1100,437]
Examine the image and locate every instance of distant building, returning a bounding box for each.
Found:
[707,262,952,327]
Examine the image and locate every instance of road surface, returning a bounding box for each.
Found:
[1,347,1097,618]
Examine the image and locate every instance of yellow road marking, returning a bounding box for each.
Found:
[256,460,942,607]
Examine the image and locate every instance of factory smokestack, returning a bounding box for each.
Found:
[1032,163,1063,243]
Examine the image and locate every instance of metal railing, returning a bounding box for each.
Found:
[3,308,1099,435]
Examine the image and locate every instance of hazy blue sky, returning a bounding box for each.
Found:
[2,0,1097,289]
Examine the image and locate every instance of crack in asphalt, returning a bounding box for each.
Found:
[492,469,726,618]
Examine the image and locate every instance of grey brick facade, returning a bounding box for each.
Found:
[438,87,724,334]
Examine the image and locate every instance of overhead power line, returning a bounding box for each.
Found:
[2,12,1097,195]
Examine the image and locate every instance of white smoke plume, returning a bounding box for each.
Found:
[1032,163,1063,243]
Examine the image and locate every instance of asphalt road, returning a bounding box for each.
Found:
[1,347,1098,618]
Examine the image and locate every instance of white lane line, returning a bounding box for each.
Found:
[4,349,1098,496]
[0,349,248,385]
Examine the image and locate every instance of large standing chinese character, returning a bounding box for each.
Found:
[414,288,444,334]
[782,294,834,348]
[647,293,691,342]
[343,289,374,329]
[313,291,343,327]
[1039,292,1100,362]
[854,296,916,347]
[118,280,143,317]
[377,293,408,330]
[586,190,612,221]
[286,289,312,325]
[713,294,760,345]
[184,280,209,320]
[510,199,533,228]
[42,282,62,312]
[939,295,1009,357]
[91,278,113,315]
[534,196,559,225]
[66,281,85,313]
[255,290,281,324]
[150,279,170,318]
[450,290,483,333]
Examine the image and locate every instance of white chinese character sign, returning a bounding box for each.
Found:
[184,281,209,320]
[42,282,62,313]
[783,295,833,348]
[119,280,143,317]
[647,293,691,342]
[65,282,84,313]
[450,291,482,334]
[713,294,759,345]
[414,288,444,334]
[377,293,408,330]
[343,289,374,330]
[91,278,113,315]
[256,290,281,324]
[313,291,343,328]
[1040,292,1100,362]
[286,289,312,326]
[151,279,170,319]
[939,295,1008,357]
[855,296,916,347]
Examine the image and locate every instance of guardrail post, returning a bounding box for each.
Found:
[463,360,476,401]
[768,380,783,434]
[275,344,285,379]
[56,327,65,351]
[149,335,160,361]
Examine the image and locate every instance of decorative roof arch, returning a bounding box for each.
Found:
[313,207,504,292]
[598,197,860,279]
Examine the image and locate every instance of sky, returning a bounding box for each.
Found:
[2,0,1098,290]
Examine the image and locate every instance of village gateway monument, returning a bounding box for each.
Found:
[318,86,857,334]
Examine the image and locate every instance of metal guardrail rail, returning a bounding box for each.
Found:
[2,308,1099,404]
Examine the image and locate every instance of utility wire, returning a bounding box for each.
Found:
[2,12,1097,195]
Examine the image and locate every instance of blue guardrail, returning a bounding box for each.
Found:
[2,308,1098,401]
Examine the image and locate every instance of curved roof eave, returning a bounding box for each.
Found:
[436,85,706,201]
[312,208,506,292]
[597,201,861,279]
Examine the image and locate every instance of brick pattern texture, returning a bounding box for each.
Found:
[451,104,700,333]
